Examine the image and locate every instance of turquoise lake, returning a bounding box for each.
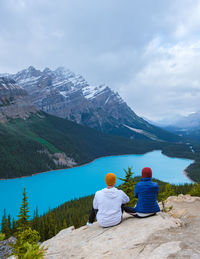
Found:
[0,150,193,220]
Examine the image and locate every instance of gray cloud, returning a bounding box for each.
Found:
[1,0,200,120]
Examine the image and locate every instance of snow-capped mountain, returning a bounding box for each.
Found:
[0,77,37,122]
[3,66,178,142]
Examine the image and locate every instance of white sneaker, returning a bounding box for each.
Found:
[126,212,137,216]
[87,221,93,226]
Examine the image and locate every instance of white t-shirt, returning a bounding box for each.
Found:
[93,187,129,227]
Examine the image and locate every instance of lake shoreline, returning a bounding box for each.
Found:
[0,150,194,221]
[183,167,195,183]
[0,151,148,181]
[0,150,195,182]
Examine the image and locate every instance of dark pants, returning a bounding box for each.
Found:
[88,205,156,224]
[124,206,156,218]
[88,205,125,224]
[88,208,98,223]
[123,206,137,214]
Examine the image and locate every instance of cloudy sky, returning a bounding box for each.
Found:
[1,0,200,120]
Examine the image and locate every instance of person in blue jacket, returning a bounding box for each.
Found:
[124,167,160,218]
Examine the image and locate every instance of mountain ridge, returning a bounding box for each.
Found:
[2,66,179,142]
[154,112,200,142]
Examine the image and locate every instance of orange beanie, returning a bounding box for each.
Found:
[105,173,116,186]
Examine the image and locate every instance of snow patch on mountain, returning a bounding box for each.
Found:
[82,84,107,99]
[0,77,23,91]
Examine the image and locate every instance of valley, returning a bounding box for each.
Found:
[0,68,199,182]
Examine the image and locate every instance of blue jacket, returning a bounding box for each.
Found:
[134,178,160,213]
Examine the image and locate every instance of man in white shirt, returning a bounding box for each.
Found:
[87,173,130,227]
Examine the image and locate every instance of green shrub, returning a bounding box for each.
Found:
[189,183,200,196]
[158,183,175,212]
[12,227,45,259]
[22,242,46,259]
[119,167,137,207]
[0,232,5,241]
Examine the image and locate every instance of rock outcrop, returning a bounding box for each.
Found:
[0,237,16,259]
[0,77,38,122]
[42,195,200,259]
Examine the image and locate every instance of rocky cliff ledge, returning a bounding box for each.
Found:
[42,195,200,259]
[0,77,38,122]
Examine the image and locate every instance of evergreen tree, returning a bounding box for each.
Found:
[119,167,137,206]
[12,188,45,259]
[17,188,30,232]
[7,214,12,237]
[1,209,6,235]
[63,219,67,229]
[46,209,56,239]
[12,218,18,235]
[31,207,39,231]
[1,209,12,238]
[189,183,200,196]
[163,183,175,197]
[4,214,11,238]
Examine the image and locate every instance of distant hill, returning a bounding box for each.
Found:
[168,112,200,130]
[2,66,179,142]
[156,112,200,142]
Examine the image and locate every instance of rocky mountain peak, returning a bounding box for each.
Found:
[13,66,41,82]
[28,65,36,71]
[3,66,179,142]
[43,67,52,74]
[26,65,40,76]
[54,66,72,76]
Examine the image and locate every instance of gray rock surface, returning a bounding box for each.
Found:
[0,236,16,259]
[42,195,200,259]
[0,77,38,122]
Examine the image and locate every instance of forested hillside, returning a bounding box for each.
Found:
[0,112,164,179]
[0,110,198,180]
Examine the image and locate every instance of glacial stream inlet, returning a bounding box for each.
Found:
[0,150,193,220]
